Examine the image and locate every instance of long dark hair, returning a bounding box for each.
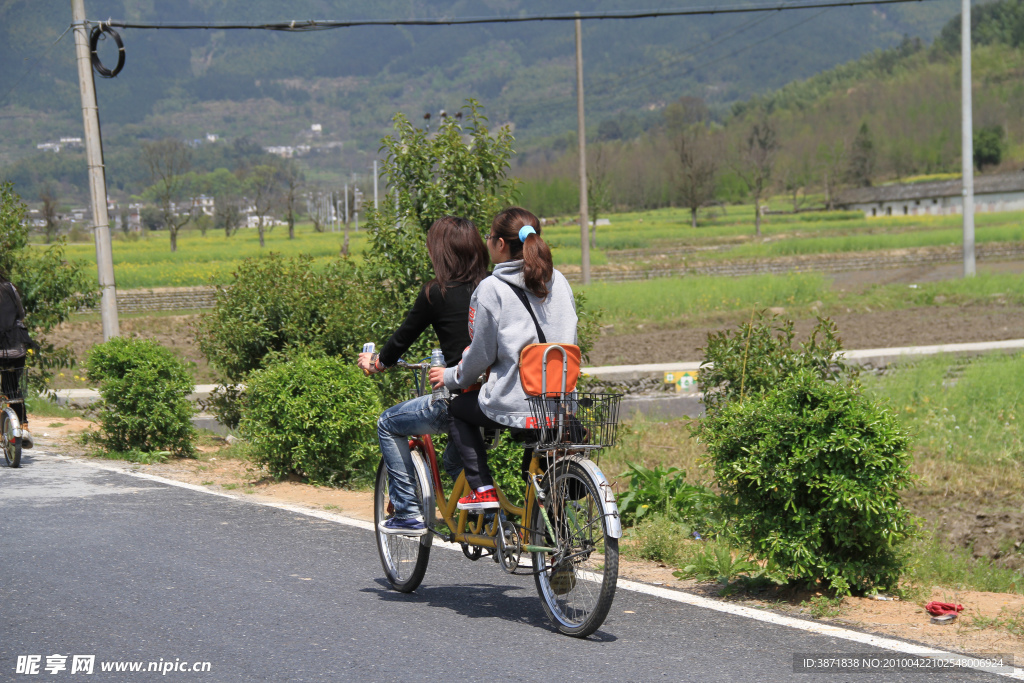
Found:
[425,215,488,301]
[490,206,553,298]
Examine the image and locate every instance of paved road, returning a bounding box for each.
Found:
[0,452,1010,682]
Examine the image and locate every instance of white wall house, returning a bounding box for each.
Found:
[838,172,1024,218]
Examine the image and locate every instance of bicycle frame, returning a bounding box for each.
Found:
[410,432,558,555]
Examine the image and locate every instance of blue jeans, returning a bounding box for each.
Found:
[377,394,461,520]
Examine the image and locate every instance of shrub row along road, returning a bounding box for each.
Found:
[1,451,1009,682]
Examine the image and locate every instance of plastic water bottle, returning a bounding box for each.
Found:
[430,348,450,404]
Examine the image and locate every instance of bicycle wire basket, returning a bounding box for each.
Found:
[0,365,27,405]
[526,392,622,451]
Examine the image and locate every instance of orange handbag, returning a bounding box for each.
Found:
[504,282,581,397]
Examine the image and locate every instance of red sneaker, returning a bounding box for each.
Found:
[457,488,500,510]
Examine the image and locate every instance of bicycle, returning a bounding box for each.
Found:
[372,352,623,638]
[0,365,27,468]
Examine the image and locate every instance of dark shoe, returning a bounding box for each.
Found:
[457,489,500,510]
[378,517,428,536]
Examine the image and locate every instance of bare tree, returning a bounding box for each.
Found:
[734,119,778,237]
[142,138,192,252]
[816,140,846,211]
[215,196,244,237]
[280,160,304,240]
[587,145,612,249]
[306,189,331,233]
[246,164,281,248]
[675,125,719,228]
[39,184,62,244]
[780,158,812,214]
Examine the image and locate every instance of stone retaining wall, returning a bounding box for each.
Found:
[115,286,218,313]
[562,242,1024,283]
[111,241,1024,311]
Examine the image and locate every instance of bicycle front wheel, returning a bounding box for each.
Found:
[374,454,432,592]
[2,410,21,468]
[530,458,618,638]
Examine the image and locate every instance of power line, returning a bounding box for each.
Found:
[93,0,931,31]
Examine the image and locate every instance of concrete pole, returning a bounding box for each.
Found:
[71,0,119,339]
[344,183,349,227]
[373,159,379,210]
[575,14,591,285]
[961,0,976,277]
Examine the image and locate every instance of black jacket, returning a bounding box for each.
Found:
[378,282,474,368]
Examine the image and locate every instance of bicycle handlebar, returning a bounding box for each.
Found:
[395,360,430,370]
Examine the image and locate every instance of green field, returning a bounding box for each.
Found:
[49,205,1024,289]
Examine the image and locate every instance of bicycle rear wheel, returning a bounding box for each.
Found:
[530,458,618,637]
[374,452,433,592]
[2,409,21,468]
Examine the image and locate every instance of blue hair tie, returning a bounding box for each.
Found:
[518,225,537,242]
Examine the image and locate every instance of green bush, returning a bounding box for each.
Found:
[86,337,196,457]
[696,368,914,594]
[240,355,382,485]
[195,254,368,383]
[616,463,718,534]
[699,313,855,414]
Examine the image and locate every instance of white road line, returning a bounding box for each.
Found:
[47,451,1023,680]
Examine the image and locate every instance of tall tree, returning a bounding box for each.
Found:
[587,144,612,248]
[246,164,281,248]
[141,138,192,252]
[847,122,876,187]
[380,99,517,236]
[816,141,846,211]
[734,119,778,237]
[39,184,61,244]
[279,160,304,240]
[674,125,719,228]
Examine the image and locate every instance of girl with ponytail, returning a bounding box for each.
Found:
[429,207,578,510]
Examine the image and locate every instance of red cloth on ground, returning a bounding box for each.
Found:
[924,601,964,616]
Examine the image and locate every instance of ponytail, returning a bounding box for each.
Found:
[521,233,553,299]
[490,207,553,299]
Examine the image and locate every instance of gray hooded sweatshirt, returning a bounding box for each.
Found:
[443,259,578,428]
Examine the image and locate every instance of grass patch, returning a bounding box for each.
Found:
[862,351,1024,491]
[25,396,84,420]
[906,535,1024,594]
[621,514,699,566]
[581,272,831,326]
[93,449,169,465]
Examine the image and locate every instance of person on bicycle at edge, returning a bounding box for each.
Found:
[429,206,577,511]
[0,269,36,449]
[358,215,488,535]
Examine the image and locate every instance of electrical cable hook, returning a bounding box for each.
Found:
[89,24,125,78]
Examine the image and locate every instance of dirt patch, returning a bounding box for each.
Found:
[32,413,1024,661]
[44,313,214,386]
[590,304,1024,366]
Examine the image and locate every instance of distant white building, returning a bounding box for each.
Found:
[59,137,83,146]
[265,146,295,158]
[206,133,219,143]
[839,172,1024,217]
[37,142,61,153]
[311,123,322,134]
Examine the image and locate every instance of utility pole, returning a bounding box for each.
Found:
[71,0,119,339]
[575,13,591,285]
[961,0,976,277]
[373,160,379,210]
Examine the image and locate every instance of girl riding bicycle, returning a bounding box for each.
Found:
[429,207,577,511]
[358,215,488,535]
[0,269,35,450]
